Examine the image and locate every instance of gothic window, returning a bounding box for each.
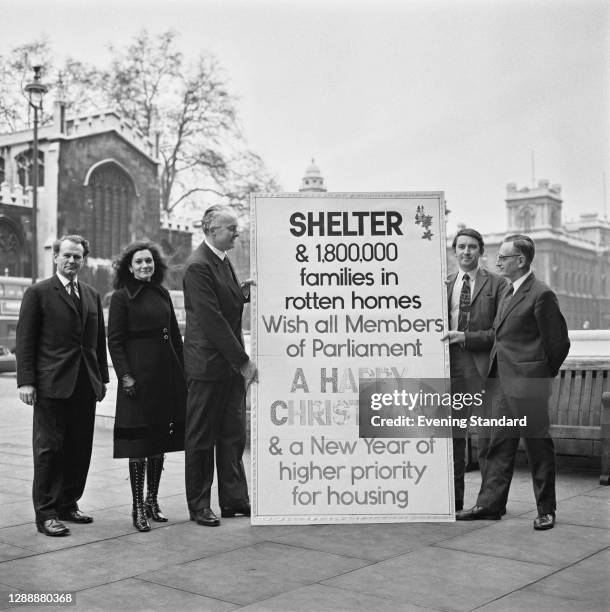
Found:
[85,163,134,259]
[519,206,534,232]
[0,218,24,276]
[551,263,559,288]
[15,150,45,188]
[550,207,560,229]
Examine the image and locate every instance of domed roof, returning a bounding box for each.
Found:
[299,158,327,192]
[304,158,321,177]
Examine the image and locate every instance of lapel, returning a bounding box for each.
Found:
[496,272,534,328]
[78,281,89,324]
[125,277,147,301]
[203,243,241,300]
[447,268,485,308]
[470,268,489,304]
[445,272,457,311]
[52,275,82,321]
[225,256,240,286]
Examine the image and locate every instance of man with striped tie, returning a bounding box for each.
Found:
[442,228,506,512]
[16,235,108,536]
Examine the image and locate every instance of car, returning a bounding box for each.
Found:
[0,345,16,373]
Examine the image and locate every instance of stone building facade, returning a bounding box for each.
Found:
[0,102,191,294]
[447,180,610,329]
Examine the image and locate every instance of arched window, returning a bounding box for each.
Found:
[15,150,45,188]
[0,217,25,276]
[519,206,534,232]
[84,162,134,259]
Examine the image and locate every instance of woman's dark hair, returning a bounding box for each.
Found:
[112,241,167,289]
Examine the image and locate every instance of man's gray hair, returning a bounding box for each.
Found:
[201,205,235,235]
[504,234,535,266]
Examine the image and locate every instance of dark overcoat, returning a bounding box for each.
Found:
[108,279,186,458]
[16,275,109,398]
[490,272,570,398]
[446,267,507,379]
[182,242,249,381]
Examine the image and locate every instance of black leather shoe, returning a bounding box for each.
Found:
[189,508,220,526]
[221,503,251,518]
[533,512,555,530]
[456,505,502,520]
[36,518,70,537]
[59,509,93,524]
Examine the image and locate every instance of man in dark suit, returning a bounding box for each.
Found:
[457,234,570,530]
[441,228,506,511]
[183,205,257,527]
[16,235,109,536]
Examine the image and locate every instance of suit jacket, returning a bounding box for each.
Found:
[446,267,507,379]
[16,275,109,399]
[490,272,570,398]
[183,242,249,381]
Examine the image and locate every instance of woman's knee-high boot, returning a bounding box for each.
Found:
[129,460,151,532]
[144,455,168,522]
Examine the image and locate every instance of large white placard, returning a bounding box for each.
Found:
[251,193,452,524]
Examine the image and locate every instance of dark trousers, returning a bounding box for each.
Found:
[449,345,486,510]
[32,364,96,521]
[185,375,249,511]
[476,378,556,514]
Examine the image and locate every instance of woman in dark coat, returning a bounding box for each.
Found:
[108,241,186,532]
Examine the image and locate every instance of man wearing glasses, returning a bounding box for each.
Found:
[183,205,258,527]
[457,234,569,530]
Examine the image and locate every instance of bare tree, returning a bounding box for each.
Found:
[0,31,279,216]
[0,39,106,132]
[0,39,52,132]
[101,30,279,217]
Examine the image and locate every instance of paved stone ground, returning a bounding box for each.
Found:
[0,372,608,611]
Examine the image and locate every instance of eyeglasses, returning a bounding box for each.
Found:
[496,254,520,261]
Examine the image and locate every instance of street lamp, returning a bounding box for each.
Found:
[24,64,48,283]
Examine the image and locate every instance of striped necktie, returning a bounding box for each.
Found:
[68,281,82,314]
[457,273,471,331]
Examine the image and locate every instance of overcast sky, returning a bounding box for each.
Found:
[3,0,608,232]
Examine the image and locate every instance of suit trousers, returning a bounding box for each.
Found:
[476,377,556,514]
[449,345,488,509]
[185,375,249,511]
[32,362,96,521]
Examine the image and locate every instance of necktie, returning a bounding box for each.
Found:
[68,281,82,315]
[500,283,514,319]
[457,273,471,331]
[223,256,238,287]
